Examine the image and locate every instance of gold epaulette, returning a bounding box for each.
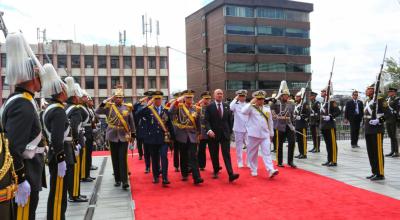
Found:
[21,92,33,101]
[124,103,133,111]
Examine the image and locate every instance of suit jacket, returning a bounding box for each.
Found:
[345,99,363,121]
[205,101,233,141]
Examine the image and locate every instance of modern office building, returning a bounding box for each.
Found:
[0,40,170,106]
[186,0,313,98]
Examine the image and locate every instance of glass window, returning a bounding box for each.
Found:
[148,76,156,89]
[257,45,286,54]
[1,53,6,67]
[73,76,81,85]
[289,81,309,89]
[85,55,94,68]
[257,26,284,36]
[257,8,284,19]
[136,56,144,69]
[160,76,168,89]
[123,56,132,69]
[225,5,254,17]
[43,55,52,64]
[287,64,311,73]
[57,55,67,68]
[226,44,255,54]
[225,25,255,35]
[136,76,144,89]
[111,76,120,88]
[226,62,256,72]
[287,46,309,56]
[285,10,309,22]
[98,76,107,89]
[124,76,132,89]
[111,56,119,69]
[85,76,94,89]
[2,76,9,89]
[259,63,286,72]
[285,28,309,38]
[148,56,156,69]
[226,80,256,90]
[71,55,80,68]
[258,81,280,90]
[98,56,107,68]
[160,57,168,69]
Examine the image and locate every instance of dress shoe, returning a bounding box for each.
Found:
[68,197,88,203]
[315,149,320,153]
[327,162,337,167]
[370,175,385,181]
[182,176,188,181]
[271,149,276,153]
[277,164,284,167]
[269,170,279,178]
[174,167,180,172]
[243,145,247,150]
[81,178,93,182]
[321,161,330,166]
[229,173,240,182]
[294,154,301,158]
[288,163,297,168]
[219,166,223,171]
[308,148,315,152]
[114,182,121,187]
[194,178,204,185]
[162,179,171,185]
[89,176,96,181]
[351,145,360,148]
[80,195,87,199]
[299,155,307,159]
[366,174,375,179]
[145,168,150,174]
[385,152,394,157]
[90,166,98,171]
[212,173,219,179]
[139,156,143,160]
[392,153,400,157]
[122,182,130,189]
[200,168,205,171]
[153,178,159,184]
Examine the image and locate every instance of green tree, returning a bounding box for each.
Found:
[384,57,400,89]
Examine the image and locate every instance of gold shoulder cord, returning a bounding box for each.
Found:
[0,133,18,184]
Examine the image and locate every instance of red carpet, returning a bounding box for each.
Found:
[127,149,400,220]
[92,150,110,157]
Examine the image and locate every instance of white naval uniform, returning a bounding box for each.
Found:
[230,99,249,167]
[242,103,276,176]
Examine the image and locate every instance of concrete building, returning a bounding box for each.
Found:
[0,40,170,105]
[186,0,313,98]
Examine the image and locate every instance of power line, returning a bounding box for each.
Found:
[167,46,225,70]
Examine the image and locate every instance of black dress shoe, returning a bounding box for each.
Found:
[90,166,98,170]
[122,182,130,189]
[79,195,87,199]
[299,155,307,159]
[182,176,188,181]
[271,149,276,153]
[162,179,171,185]
[145,168,150,174]
[385,152,394,157]
[89,176,96,181]
[212,173,219,179]
[294,154,301,158]
[114,182,121,187]
[139,156,143,160]
[366,174,375,179]
[322,161,330,166]
[153,178,159,184]
[308,148,315,152]
[392,153,400,157]
[243,146,247,150]
[315,149,320,153]
[229,173,239,182]
[288,163,297,168]
[174,167,180,172]
[370,175,385,181]
[194,178,204,185]
[68,197,88,203]
[81,178,93,182]
[200,168,205,171]
[327,162,337,167]
[277,164,284,167]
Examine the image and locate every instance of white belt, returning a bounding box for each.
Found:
[22,147,45,159]
[310,113,316,116]
[65,137,73,141]
[83,123,91,127]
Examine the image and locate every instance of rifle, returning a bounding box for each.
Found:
[0,12,8,38]
[298,81,310,116]
[323,57,335,116]
[372,46,387,119]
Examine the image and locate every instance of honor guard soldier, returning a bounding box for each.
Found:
[165,91,181,172]
[308,92,321,153]
[267,92,278,153]
[229,90,249,168]
[320,87,342,167]
[270,81,297,168]
[64,77,88,203]
[385,87,399,157]
[364,84,388,180]
[242,91,279,178]
[197,91,212,170]
[40,64,69,219]
[81,91,96,181]
[169,90,204,185]
[96,86,136,189]
[294,89,310,159]
[1,32,46,219]
[136,91,174,185]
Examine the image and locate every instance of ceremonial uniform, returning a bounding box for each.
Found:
[294,101,310,158]
[165,92,181,172]
[197,91,211,170]
[81,103,95,180]
[385,89,399,157]
[320,100,341,166]
[78,105,89,181]
[134,101,150,172]
[309,95,321,153]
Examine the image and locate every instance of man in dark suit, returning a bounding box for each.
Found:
[205,89,239,182]
[345,90,364,148]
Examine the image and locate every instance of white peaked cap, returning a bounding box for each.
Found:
[5,32,45,86]
[41,63,66,98]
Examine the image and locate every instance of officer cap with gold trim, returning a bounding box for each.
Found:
[144,90,154,98]
[367,83,375,89]
[113,85,124,97]
[201,91,211,99]
[152,91,164,99]
[310,91,318,96]
[235,89,247,96]
[252,90,266,99]
[172,91,181,98]
[388,87,397,92]
[182,89,195,97]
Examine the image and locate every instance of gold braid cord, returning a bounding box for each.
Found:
[0,133,18,184]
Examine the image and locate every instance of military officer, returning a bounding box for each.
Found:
[308,92,321,153]
[165,91,181,172]
[270,81,297,168]
[136,91,174,185]
[96,86,136,189]
[364,84,387,180]
[320,87,342,167]
[81,91,96,181]
[40,64,69,219]
[229,90,249,168]
[196,91,212,171]
[385,87,399,157]
[1,32,46,219]
[241,91,278,178]
[169,90,203,185]
[294,90,310,159]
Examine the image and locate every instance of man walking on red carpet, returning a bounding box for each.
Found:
[242,91,278,178]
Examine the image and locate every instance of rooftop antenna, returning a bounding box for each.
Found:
[119,30,126,46]
[156,20,160,46]
[142,14,153,46]
[37,28,51,63]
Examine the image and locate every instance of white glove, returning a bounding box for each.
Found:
[76,144,81,151]
[75,144,81,156]
[57,161,67,177]
[295,116,301,120]
[369,119,380,126]
[15,180,31,207]
[323,116,331,121]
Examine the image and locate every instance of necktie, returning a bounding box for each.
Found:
[218,103,222,118]
[355,100,359,115]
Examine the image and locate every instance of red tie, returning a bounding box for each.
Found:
[218,103,222,118]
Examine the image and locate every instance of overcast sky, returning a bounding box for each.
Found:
[1,0,399,95]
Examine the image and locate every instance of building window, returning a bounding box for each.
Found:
[43,55,53,64]
[85,55,94,68]
[259,63,286,72]
[289,81,309,89]
[2,76,9,89]
[136,56,144,69]
[257,26,284,36]
[287,64,311,73]
[111,76,120,88]
[98,56,107,68]
[160,57,168,69]
[148,76,156,89]
[85,76,94,89]
[57,55,67,68]
[71,55,80,68]
[136,76,144,89]
[148,56,156,69]
[98,76,107,89]
[123,56,132,68]
[226,43,255,54]
[226,62,256,72]
[226,80,256,90]
[287,46,309,56]
[160,76,168,89]
[124,76,132,89]
[225,25,254,35]
[111,56,119,69]
[225,5,254,17]
[258,81,281,90]
[285,28,309,38]
[285,10,309,22]
[1,53,6,67]
[257,45,286,55]
[73,76,81,85]
[256,8,285,20]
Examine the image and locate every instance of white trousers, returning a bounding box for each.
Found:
[234,131,247,165]
[247,136,275,174]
